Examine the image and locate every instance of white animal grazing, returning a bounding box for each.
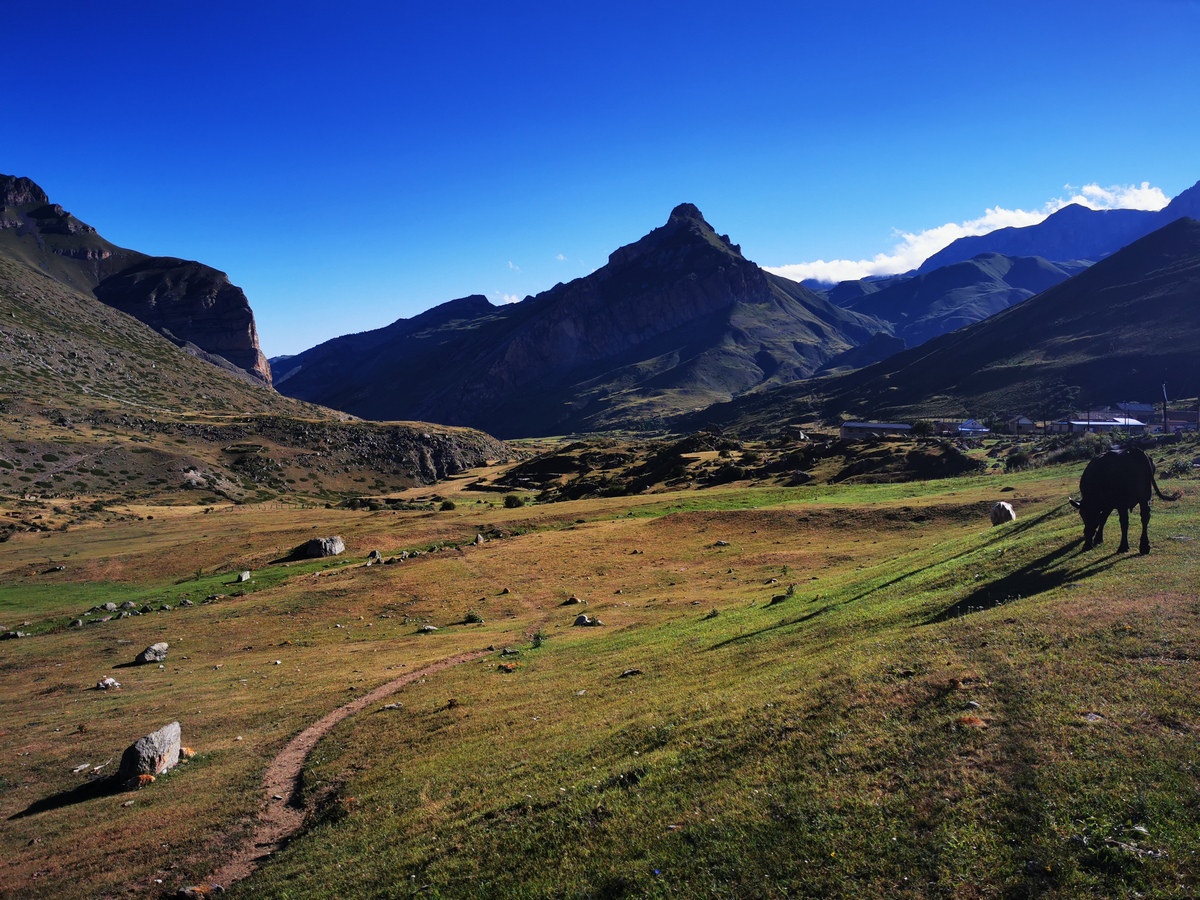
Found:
[989,501,1017,525]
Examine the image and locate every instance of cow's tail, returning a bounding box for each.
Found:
[1153,475,1182,501]
[1149,458,1182,501]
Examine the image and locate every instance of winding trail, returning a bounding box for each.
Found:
[207,648,489,890]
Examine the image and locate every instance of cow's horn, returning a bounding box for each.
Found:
[1068,496,1081,509]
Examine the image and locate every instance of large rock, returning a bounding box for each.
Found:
[117,722,181,784]
[136,642,169,664]
[989,501,1017,526]
[295,536,345,559]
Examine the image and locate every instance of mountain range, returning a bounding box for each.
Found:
[272,204,884,437]
[916,180,1200,273]
[696,216,1200,436]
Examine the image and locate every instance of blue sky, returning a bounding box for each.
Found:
[5,1,1199,356]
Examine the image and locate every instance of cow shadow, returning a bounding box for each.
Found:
[926,539,1118,624]
[8,775,122,820]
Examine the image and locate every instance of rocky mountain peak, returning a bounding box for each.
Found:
[669,202,707,223]
[606,203,744,269]
[0,175,49,208]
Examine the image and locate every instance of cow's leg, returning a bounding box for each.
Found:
[1138,500,1151,555]
[1116,507,1130,553]
[1094,509,1111,546]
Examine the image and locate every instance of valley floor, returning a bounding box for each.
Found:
[1,462,1198,898]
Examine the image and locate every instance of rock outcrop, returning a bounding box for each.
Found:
[94,258,272,385]
[295,536,345,558]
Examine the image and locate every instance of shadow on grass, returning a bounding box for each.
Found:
[926,539,1118,624]
[8,775,122,819]
[705,605,831,652]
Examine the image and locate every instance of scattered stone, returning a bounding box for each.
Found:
[102,602,118,612]
[989,501,1017,526]
[72,762,91,773]
[768,594,788,606]
[573,615,604,627]
[136,642,169,665]
[70,619,84,627]
[418,625,438,633]
[619,668,643,678]
[96,676,121,690]
[713,540,730,547]
[561,595,585,606]
[178,883,223,898]
[965,700,981,709]
[703,609,719,620]
[237,571,251,583]
[117,721,182,787]
[500,587,510,594]
[382,702,402,710]
[1,630,27,639]
[122,799,135,807]
[140,605,154,614]
[120,601,137,610]
[1084,712,1105,722]
[179,598,195,607]
[294,536,345,559]
[160,604,173,611]
[118,611,136,619]
[180,747,195,759]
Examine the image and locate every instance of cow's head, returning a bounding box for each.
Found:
[1068,496,1100,547]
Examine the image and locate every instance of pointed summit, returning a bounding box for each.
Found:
[669,202,706,223]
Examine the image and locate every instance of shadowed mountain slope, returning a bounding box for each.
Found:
[274,204,885,437]
[0,174,272,385]
[834,253,1087,350]
[916,179,1200,274]
[697,217,1200,434]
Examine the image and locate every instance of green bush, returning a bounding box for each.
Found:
[440,500,457,511]
[504,494,525,508]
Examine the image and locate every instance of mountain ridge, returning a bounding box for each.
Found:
[0,174,272,385]
[274,204,885,437]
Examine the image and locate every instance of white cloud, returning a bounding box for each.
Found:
[494,292,521,304]
[765,181,1170,284]
[507,261,520,271]
[555,253,567,262]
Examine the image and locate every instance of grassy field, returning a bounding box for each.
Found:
[1,459,1198,898]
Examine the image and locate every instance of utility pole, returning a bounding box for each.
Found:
[1163,383,1169,433]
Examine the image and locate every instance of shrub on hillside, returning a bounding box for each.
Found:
[440,500,456,511]
[504,494,525,508]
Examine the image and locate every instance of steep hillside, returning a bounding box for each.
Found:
[0,257,508,503]
[0,174,271,385]
[275,204,884,436]
[700,217,1200,434]
[916,178,1200,273]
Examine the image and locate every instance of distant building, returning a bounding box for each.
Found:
[1047,416,1146,435]
[1003,415,1037,435]
[1116,401,1155,416]
[958,418,990,437]
[839,421,912,440]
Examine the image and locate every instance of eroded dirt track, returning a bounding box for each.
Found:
[207,649,489,889]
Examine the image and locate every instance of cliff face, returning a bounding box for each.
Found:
[0,174,272,386]
[94,258,272,385]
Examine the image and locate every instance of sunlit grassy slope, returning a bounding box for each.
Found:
[1,462,1198,898]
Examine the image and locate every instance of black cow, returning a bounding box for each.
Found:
[1069,447,1180,555]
